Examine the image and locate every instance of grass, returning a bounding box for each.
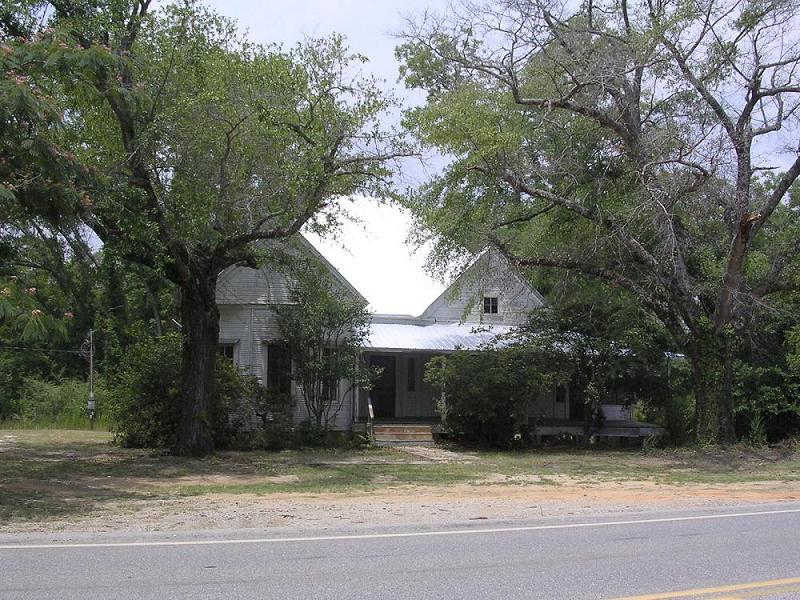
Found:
[475,444,800,485]
[1,429,799,526]
[0,418,109,431]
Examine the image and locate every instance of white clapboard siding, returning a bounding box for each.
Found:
[216,265,295,306]
[420,249,545,325]
[216,236,363,431]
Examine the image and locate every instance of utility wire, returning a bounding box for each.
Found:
[0,346,84,354]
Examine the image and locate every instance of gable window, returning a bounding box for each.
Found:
[483,296,499,314]
[218,343,236,365]
[267,342,292,394]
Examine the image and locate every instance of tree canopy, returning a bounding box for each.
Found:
[3,0,404,454]
[398,0,800,442]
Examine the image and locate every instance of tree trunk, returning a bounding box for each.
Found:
[717,336,737,444]
[173,268,219,456]
[690,353,713,442]
[687,333,737,445]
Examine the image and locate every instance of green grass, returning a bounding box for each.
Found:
[1,430,799,526]
[472,445,800,485]
[0,418,109,431]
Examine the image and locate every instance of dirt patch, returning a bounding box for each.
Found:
[5,477,800,535]
[3,430,799,535]
[395,445,479,463]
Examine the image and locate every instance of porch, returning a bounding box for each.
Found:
[358,351,441,421]
[533,418,666,441]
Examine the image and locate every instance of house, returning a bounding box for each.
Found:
[217,236,663,439]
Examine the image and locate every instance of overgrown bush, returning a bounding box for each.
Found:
[425,347,549,448]
[105,334,297,450]
[734,362,800,444]
[105,333,182,448]
[0,376,105,429]
[223,372,295,450]
[635,358,695,444]
[0,350,58,421]
[17,377,101,427]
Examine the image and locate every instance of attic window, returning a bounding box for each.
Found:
[483,296,499,314]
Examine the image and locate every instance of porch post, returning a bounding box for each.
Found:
[353,355,360,426]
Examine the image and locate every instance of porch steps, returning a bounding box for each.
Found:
[373,424,434,445]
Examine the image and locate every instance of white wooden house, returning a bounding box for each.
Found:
[217,236,662,438]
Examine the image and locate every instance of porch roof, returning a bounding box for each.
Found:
[365,321,515,352]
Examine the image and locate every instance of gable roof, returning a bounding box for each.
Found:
[294,236,366,304]
[418,248,545,322]
[216,235,366,306]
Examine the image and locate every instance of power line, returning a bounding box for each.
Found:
[0,345,83,354]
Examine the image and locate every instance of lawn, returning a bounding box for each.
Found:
[1,429,799,527]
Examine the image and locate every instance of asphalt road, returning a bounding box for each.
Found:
[2,503,799,600]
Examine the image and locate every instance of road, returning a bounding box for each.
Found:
[1,503,799,599]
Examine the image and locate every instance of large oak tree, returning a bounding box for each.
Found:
[398,0,800,442]
[4,1,403,454]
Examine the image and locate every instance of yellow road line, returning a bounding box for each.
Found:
[611,577,800,599]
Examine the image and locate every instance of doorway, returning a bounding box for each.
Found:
[369,355,396,418]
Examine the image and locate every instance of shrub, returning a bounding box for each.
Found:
[425,347,548,448]
[221,368,295,451]
[105,333,182,448]
[734,362,800,444]
[105,334,296,450]
[0,350,57,421]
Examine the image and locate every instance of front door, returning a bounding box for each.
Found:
[369,355,396,418]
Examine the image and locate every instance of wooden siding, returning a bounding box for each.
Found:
[219,304,355,430]
[216,266,295,306]
[420,250,545,325]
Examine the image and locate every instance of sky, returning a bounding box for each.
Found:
[203,0,451,316]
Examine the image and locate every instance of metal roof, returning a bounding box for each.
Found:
[365,321,515,352]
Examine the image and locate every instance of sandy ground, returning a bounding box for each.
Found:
[5,476,800,535]
[4,441,800,535]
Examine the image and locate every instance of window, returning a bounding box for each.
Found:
[267,342,291,394]
[556,384,567,403]
[322,348,339,404]
[407,358,416,392]
[218,343,235,364]
[483,296,499,314]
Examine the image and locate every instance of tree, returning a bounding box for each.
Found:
[398,0,800,443]
[275,257,373,432]
[4,1,403,454]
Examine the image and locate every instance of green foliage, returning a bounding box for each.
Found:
[275,258,373,431]
[732,362,800,444]
[636,358,695,445]
[730,322,800,443]
[397,0,800,444]
[222,371,295,451]
[0,277,68,343]
[16,377,104,429]
[5,1,402,454]
[105,333,293,449]
[105,333,182,448]
[425,347,549,448]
